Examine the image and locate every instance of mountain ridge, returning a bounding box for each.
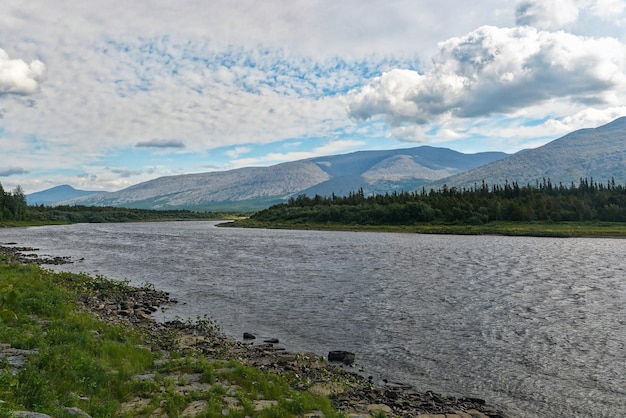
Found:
[40,117,626,211]
[56,146,509,210]
[431,116,626,190]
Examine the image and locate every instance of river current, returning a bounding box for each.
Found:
[1,221,625,417]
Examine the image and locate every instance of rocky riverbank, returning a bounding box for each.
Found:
[1,244,510,418]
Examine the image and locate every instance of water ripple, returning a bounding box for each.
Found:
[2,222,626,417]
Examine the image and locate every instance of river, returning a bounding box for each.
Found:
[1,221,625,417]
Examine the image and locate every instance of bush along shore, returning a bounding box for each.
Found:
[0,245,508,418]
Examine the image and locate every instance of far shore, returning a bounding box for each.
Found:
[222,219,626,238]
[5,216,626,239]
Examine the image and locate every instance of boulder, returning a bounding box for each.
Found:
[328,350,355,365]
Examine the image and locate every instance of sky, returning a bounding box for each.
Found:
[1,0,626,193]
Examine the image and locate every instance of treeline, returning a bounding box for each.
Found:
[0,183,28,221]
[27,205,222,223]
[0,181,225,223]
[252,178,626,225]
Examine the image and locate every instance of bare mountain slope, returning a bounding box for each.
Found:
[65,160,331,210]
[26,185,101,205]
[433,117,626,189]
[61,146,508,210]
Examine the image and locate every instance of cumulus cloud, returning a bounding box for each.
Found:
[515,0,579,29]
[135,139,186,148]
[0,49,45,95]
[347,25,626,126]
[0,166,29,176]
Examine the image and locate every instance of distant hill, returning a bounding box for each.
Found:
[432,117,626,190]
[26,184,104,205]
[60,146,509,211]
[304,147,507,197]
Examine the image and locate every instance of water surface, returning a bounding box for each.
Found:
[2,221,625,418]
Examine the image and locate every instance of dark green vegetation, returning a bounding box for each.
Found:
[0,254,348,418]
[0,181,239,226]
[26,205,229,224]
[0,184,27,223]
[235,178,626,237]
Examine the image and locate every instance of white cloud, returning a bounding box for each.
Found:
[589,0,626,20]
[388,125,429,143]
[347,25,626,126]
[346,69,432,125]
[229,139,365,168]
[515,0,580,29]
[0,48,45,95]
[443,106,626,151]
[225,146,251,158]
[388,123,464,143]
[541,106,626,132]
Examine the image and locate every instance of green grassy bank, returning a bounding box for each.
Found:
[227,219,626,238]
[0,254,347,418]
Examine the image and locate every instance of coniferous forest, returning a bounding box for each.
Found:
[251,178,626,225]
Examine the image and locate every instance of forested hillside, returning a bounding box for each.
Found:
[251,178,626,225]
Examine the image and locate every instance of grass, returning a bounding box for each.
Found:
[228,219,626,238]
[0,220,71,228]
[0,262,153,417]
[0,254,350,418]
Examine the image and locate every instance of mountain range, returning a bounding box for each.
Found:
[49,147,508,211]
[28,117,626,211]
